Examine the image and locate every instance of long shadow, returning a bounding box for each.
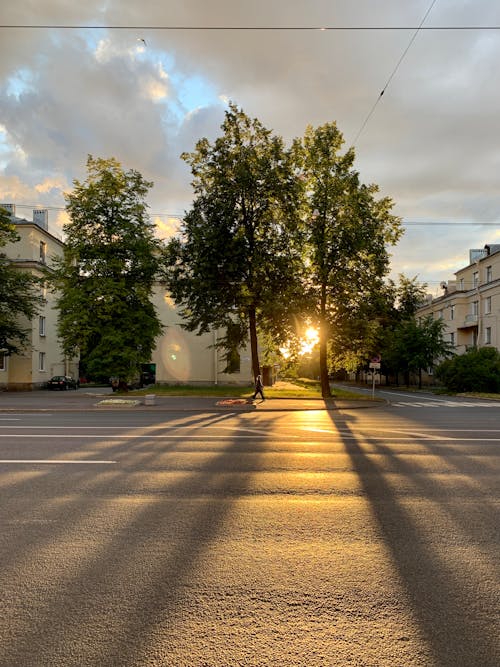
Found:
[0,410,276,666]
[327,411,500,667]
[0,410,251,573]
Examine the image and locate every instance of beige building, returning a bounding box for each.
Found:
[416,243,500,355]
[1,204,252,390]
[151,289,252,385]
[1,205,79,390]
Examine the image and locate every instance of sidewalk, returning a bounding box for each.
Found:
[0,387,382,412]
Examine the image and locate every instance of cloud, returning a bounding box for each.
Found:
[1,0,500,287]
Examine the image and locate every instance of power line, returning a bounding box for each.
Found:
[352,0,437,145]
[7,205,500,226]
[403,221,500,226]
[1,24,500,31]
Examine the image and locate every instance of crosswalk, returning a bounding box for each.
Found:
[391,400,500,408]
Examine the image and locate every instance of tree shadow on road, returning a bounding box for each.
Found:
[326,410,499,667]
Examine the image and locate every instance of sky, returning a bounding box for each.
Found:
[1,0,500,294]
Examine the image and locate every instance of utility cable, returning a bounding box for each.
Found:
[352,0,438,145]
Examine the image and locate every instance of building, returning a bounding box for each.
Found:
[1,204,252,390]
[0,204,79,390]
[416,243,500,354]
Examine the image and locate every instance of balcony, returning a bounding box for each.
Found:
[457,314,478,330]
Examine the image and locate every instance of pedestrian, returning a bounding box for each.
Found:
[252,373,265,400]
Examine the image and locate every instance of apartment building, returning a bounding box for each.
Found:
[1,204,79,390]
[1,204,252,389]
[416,243,500,354]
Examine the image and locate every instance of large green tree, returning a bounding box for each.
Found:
[50,156,163,384]
[162,104,304,380]
[0,206,44,355]
[384,314,453,388]
[296,123,402,397]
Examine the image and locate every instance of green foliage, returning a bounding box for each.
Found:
[0,206,44,355]
[49,156,163,381]
[161,103,305,378]
[435,347,500,393]
[383,314,453,386]
[295,122,402,396]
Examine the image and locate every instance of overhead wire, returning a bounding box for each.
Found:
[352,0,438,145]
[0,24,499,31]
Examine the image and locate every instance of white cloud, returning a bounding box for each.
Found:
[1,0,500,285]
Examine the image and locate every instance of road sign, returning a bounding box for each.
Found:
[369,362,381,370]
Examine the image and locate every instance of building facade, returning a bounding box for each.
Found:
[1,205,79,390]
[1,204,252,390]
[416,243,500,355]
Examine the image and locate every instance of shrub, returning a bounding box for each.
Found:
[435,347,500,393]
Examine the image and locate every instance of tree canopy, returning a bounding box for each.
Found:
[162,104,305,379]
[295,123,402,396]
[162,109,403,393]
[0,206,44,355]
[435,346,500,393]
[50,156,163,383]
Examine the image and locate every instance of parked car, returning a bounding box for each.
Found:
[47,375,79,390]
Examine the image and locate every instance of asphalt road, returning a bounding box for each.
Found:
[0,395,498,666]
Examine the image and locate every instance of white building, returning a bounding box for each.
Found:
[1,205,252,390]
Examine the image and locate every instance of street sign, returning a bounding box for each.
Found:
[369,362,381,370]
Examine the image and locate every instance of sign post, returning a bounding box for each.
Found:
[369,356,381,399]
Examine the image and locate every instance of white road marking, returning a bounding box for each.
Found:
[0,460,116,464]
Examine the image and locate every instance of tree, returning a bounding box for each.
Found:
[378,274,428,383]
[50,156,163,384]
[435,347,500,393]
[384,315,453,388]
[296,123,402,397]
[162,104,304,380]
[0,206,44,355]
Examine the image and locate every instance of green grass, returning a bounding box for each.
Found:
[125,378,372,400]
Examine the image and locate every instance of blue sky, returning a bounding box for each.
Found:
[1,0,500,294]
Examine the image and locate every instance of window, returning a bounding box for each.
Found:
[485,296,492,314]
[486,265,493,283]
[450,305,455,320]
[450,332,455,346]
[438,309,444,320]
[459,278,464,290]
[472,301,479,316]
[473,271,479,288]
[485,327,492,345]
[39,352,46,371]
[224,349,241,374]
[0,353,6,371]
[39,316,46,336]
[39,241,47,264]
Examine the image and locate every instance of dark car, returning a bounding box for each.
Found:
[47,375,79,390]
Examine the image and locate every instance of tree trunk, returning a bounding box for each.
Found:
[248,305,260,380]
[318,284,331,398]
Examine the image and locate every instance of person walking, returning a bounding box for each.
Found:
[252,373,265,400]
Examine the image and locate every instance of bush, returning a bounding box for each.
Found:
[435,347,500,393]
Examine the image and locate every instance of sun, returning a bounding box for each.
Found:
[300,327,319,355]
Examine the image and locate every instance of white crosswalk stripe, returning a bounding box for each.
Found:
[392,401,500,408]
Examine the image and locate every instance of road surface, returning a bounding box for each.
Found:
[0,397,498,666]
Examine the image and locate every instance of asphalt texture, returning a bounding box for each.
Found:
[0,389,498,666]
